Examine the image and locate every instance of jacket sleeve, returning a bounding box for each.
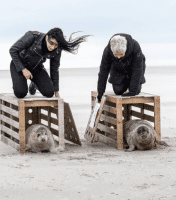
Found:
[97,46,112,101]
[9,31,35,72]
[128,41,143,95]
[50,51,62,92]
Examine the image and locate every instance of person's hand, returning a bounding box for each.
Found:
[22,68,33,80]
[97,96,101,104]
[55,91,60,98]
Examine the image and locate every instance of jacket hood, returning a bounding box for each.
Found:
[108,33,134,59]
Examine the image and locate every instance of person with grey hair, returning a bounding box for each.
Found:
[97,33,146,102]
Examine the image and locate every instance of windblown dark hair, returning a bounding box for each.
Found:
[47,27,91,54]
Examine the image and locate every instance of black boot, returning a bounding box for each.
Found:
[29,81,36,95]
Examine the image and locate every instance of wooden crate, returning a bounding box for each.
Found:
[0,93,81,153]
[85,91,160,149]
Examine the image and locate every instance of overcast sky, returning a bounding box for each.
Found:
[0,0,176,69]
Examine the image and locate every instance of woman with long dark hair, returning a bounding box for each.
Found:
[9,27,90,98]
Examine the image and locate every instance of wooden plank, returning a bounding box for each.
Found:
[127,104,132,121]
[1,104,19,118]
[1,125,19,140]
[84,97,106,142]
[38,107,41,124]
[1,115,19,129]
[22,95,60,101]
[48,107,51,129]
[19,101,26,153]
[64,102,81,146]
[141,104,145,120]
[25,100,58,107]
[132,103,154,112]
[103,111,109,136]
[94,132,117,148]
[1,100,5,137]
[40,113,58,125]
[1,134,20,151]
[154,96,161,140]
[100,114,117,126]
[138,92,159,97]
[131,110,155,122]
[91,91,97,97]
[0,100,2,137]
[58,99,65,151]
[0,94,19,106]
[122,97,154,104]
[42,106,58,115]
[97,123,117,135]
[91,96,96,111]
[116,98,123,149]
[123,104,128,123]
[9,104,13,140]
[103,104,116,115]
[105,95,117,103]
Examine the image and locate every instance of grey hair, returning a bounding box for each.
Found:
[110,35,127,53]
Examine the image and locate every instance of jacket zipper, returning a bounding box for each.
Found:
[33,48,43,70]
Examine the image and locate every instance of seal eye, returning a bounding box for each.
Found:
[137,129,142,134]
[37,134,40,137]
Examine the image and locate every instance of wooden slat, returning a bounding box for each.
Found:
[122,97,154,104]
[103,104,116,115]
[40,113,58,125]
[123,104,128,123]
[1,104,19,118]
[1,134,20,151]
[116,98,123,149]
[97,123,117,135]
[1,115,19,129]
[64,102,81,146]
[25,100,58,107]
[138,92,159,97]
[58,99,65,151]
[42,106,57,114]
[94,132,117,148]
[131,110,155,122]
[132,103,154,112]
[0,94,19,106]
[154,96,161,140]
[127,104,132,120]
[84,97,106,142]
[100,114,116,125]
[103,111,109,136]
[91,91,97,97]
[105,95,116,103]
[1,125,19,140]
[19,101,25,153]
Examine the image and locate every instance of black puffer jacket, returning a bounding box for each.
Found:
[9,31,62,92]
[97,33,146,100]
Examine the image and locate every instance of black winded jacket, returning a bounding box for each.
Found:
[9,31,62,92]
[97,33,146,100]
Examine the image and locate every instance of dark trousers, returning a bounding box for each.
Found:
[112,82,142,95]
[10,61,55,98]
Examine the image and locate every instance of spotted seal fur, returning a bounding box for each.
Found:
[25,124,58,153]
[123,119,169,152]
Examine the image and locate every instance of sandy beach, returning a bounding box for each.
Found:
[0,67,176,199]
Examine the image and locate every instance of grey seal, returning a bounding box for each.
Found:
[25,124,58,153]
[124,119,169,152]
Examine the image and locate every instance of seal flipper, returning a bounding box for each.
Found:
[124,144,135,152]
[155,139,169,147]
[25,144,31,150]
